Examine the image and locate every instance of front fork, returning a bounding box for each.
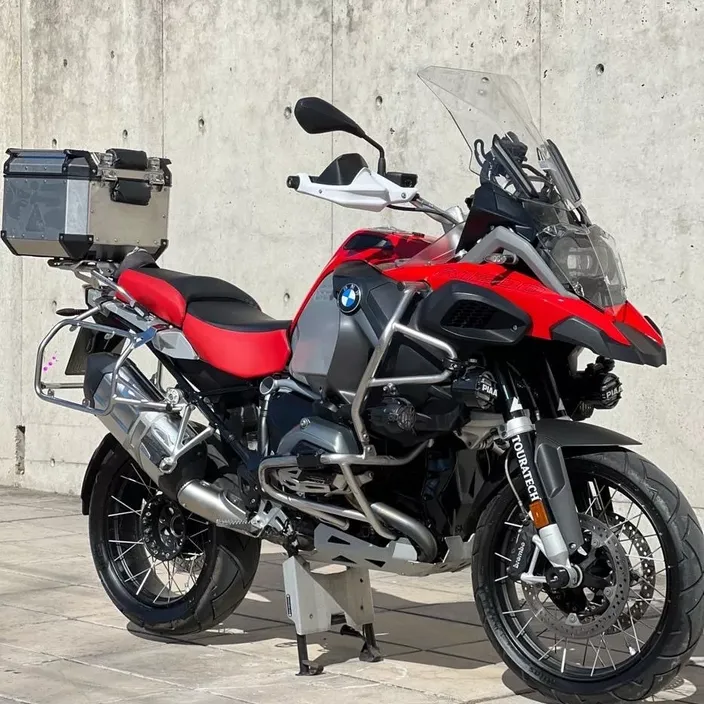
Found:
[500,396,585,587]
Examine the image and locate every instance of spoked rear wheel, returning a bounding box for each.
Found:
[473,449,704,703]
[89,444,261,635]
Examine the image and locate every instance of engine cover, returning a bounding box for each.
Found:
[276,416,359,456]
[276,466,373,495]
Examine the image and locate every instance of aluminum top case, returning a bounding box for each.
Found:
[1,148,171,261]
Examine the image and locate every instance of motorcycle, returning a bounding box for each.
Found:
[8,66,703,703]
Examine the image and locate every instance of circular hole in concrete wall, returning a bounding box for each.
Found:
[283,292,291,304]
[375,95,383,108]
[51,138,57,148]
[284,106,292,119]
[122,129,128,139]
[595,63,605,75]
[50,458,56,467]
[198,117,205,131]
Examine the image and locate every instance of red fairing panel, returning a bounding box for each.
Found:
[609,301,664,346]
[385,261,654,346]
[291,228,432,328]
[117,269,186,326]
[182,314,291,379]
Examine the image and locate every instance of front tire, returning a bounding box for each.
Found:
[88,443,261,635]
[472,449,704,703]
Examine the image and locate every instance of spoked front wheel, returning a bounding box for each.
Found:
[473,449,704,703]
[88,443,261,635]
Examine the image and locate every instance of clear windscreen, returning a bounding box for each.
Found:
[537,224,627,309]
[408,67,625,310]
[419,66,582,211]
[401,223,464,266]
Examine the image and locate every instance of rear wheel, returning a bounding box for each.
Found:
[88,444,260,635]
[472,449,704,703]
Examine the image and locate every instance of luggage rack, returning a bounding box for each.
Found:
[34,301,213,473]
[34,306,161,416]
[35,257,159,416]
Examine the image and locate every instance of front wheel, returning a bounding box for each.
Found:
[88,443,261,635]
[472,449,704,703]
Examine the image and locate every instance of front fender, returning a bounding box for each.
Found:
[535,418,640,449]
[462,420,640,541]
[533,418,640,550]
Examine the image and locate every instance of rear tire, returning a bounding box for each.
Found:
[88,443,260,635]
[472,449,704,703]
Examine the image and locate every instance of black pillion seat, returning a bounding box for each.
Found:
[117,266,260,326]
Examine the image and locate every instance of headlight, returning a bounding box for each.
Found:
[538,224,627,309]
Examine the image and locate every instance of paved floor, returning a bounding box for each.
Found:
[0,487,702,704]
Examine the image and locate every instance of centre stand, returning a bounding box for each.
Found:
[282,555,383,675]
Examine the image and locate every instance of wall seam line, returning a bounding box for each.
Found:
[18,0,24,147]
[160,0,165,158]
[18,0,25,485]
[538,0,542,131]
[330,0,334,255]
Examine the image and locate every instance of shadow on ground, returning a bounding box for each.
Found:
[127,588,502,671]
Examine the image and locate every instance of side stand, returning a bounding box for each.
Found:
[282,555,383,676]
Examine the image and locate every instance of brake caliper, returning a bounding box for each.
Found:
[507,518,537,582]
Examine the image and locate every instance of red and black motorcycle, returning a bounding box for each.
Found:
[8,67,703,702]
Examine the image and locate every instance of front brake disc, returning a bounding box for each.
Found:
[606,514,656,632]
[522,514,631,640]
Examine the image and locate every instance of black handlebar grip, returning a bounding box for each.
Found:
[287,175,300,190]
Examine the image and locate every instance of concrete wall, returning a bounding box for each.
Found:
[0,1,702,506]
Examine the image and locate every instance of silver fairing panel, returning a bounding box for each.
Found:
[289,274,340,393]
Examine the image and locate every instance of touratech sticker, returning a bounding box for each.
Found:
[511,435,540,502]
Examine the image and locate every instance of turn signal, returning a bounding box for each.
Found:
[529,500,550,529]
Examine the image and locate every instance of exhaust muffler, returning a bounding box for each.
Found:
[84,353,257,534]
[85,353,196,483]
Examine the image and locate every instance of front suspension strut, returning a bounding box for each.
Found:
[500,397,584,582]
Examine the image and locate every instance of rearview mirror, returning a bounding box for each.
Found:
[294,97,366,138]
[294,96,387,176]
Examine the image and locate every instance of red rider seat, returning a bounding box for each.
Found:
[117,267,291,379]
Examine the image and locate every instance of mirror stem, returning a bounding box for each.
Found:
[363,135,386,176]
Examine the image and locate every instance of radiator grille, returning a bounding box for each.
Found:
[441,300,496,329]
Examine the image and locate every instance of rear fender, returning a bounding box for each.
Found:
[80,434,129,515]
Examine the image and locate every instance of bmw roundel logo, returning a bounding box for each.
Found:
[338,283,361,314]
